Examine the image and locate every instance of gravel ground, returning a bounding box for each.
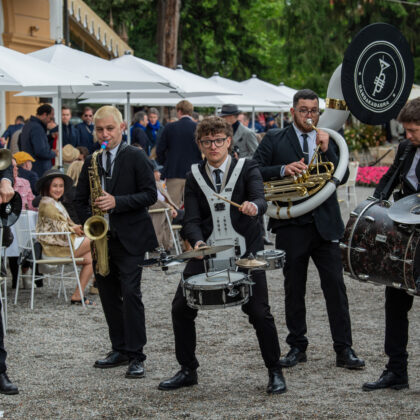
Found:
[0,186,419,419]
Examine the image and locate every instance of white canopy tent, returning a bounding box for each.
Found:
[0,45,105,168]
[409,84,420,100]
[20,44,176,146]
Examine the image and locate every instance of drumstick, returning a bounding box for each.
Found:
[213,193,242,209]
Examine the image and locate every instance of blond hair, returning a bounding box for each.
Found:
[66,160,84,186]
[93,105,123,125]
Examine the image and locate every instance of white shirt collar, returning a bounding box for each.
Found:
[207,154,230,174]
[293,123,316,139]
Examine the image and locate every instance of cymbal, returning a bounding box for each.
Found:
[235,258,268,269]
[388,194,420,224]
[176,245,233,260]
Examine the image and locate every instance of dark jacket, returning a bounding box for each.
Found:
[156,116,201,179]
[253,124,349,241]
[2,123,24,148]
[76,122,98,154]
[62,123,80,147]
[373,139,415,200]
[75,142,158,255]
[145,123,164,150]
[132,126,150,154]
[18,166,39,195]
[183,158,266,258]
[19,116,55,178]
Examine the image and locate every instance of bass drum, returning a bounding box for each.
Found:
[340,199,420,296]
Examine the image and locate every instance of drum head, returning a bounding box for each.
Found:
[342,23,414,125]
[256,249,285,258]
[185,271,245,289]
[0,192,22,227]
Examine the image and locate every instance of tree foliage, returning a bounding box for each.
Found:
[85,0,420,96]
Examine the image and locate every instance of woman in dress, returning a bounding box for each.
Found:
[36,169,95,305]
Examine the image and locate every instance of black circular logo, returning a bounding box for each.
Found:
[342,23,414,125]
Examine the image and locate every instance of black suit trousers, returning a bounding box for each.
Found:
[385,287,413,376]
[0,301,6,374]
[275,223,352,353]
[171,260,281,370]
[96,237,146,361]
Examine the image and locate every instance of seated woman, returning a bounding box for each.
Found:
[35,169,95,306]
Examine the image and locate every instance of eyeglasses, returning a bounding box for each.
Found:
[297,108,319,116]
[84,114,93,117]
[199,137,228,148]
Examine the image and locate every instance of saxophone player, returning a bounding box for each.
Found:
[75,106,158,379]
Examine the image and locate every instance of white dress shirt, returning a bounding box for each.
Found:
[405,147,420,190]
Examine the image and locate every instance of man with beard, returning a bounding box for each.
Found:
[253,89,365,371]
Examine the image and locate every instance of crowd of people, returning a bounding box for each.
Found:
[0,93,417,398]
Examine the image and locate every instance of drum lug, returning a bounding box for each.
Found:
[355,247,367,253]
[339,242,347,249]
[198,291,203,306]
[222,289,226,303]
[358,274,369,280]
[350,211,358,217]
[364,216,375,222]
[389,255,413,265]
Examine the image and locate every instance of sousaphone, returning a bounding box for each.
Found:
[265,23,414,220]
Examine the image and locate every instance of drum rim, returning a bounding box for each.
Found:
[256,249,285,258]
[182,271,247,290]
[185,295,250,310]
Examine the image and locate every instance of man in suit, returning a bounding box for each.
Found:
[362,98,420,391]
[220,104,259,158]
[19,104,57,177]
[156,100,202,208]
[76,107,97,154]
[158,116,286,394]
[61,106,79,147]
[253,89,364,370]
[130,111,150,154]
[75,106,158,379]
[1,115,24,148]
[0,162,19,394]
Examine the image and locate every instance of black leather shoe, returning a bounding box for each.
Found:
[362,370,409,392]
[158,367,198,390]
[0,373,19,395]
[94,351,129,369]
[125,359,145,379]
[267,368,287,394]
[279,347,307,368]
[336,347,365,370]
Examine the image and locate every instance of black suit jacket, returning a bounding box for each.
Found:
[156,116,201,179]
[253,125,348,241]
[183,158,267,257]
[75,142,158,255]
[374,139,416,200]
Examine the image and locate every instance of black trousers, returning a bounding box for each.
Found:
[0,301,6,374]
[171,259,281,370]
[384,287,413,376]
[275,223,352,353]
[95,237,146,361]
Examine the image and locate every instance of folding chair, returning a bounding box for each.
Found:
[338,161,359,209]
[14,212,85,309]
[149,207,182,255]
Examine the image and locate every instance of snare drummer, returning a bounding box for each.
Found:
[363,98,420,392]
[158,116,286,394]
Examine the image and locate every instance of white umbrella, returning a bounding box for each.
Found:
[0,45,105,168]
[240,75,292,106]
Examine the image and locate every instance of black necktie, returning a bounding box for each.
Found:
[214,169,222,193]
[302,134,309,164]
[415,158,420,191]
[105,151,112,191]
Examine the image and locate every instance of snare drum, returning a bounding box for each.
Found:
[182,270,253,310]
[341,199,420,296]
[256,249,286,270]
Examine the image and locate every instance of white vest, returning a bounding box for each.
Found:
[191,158,247,271]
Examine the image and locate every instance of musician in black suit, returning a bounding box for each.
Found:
[158,116,286,394]
[363,98,420,391]
[156,100,202,208]
[0,163,19,394]
[253,89,365,370]
[75,106,158,379]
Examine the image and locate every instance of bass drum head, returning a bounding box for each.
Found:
[342,23,414,125]
[0,192,22,227]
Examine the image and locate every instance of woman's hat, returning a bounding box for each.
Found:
[35,169,73,194]
[62,144,80,162]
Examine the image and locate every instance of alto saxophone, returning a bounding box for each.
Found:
[83,149,110,276]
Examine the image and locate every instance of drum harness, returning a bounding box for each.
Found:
[191,158,246,272]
